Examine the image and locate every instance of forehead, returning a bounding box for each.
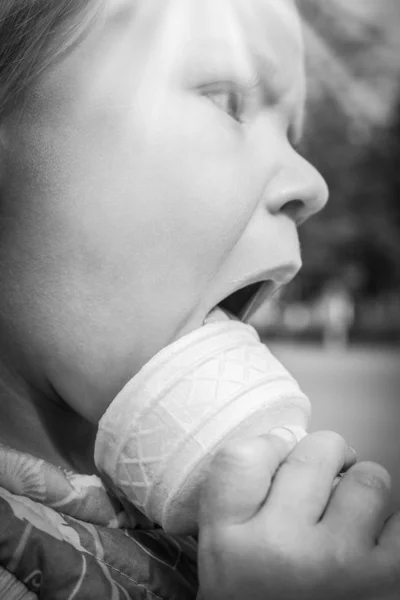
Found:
[34,0,304,125]
[98,0,306,139]
[237,0,303,70]
[230,0,302,51]
[149,0,305,91]
[118,0,303,63]
[165,0,305,126]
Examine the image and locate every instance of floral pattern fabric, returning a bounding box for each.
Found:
[0,444,198,599]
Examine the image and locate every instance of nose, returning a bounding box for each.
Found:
[266,151,329,225]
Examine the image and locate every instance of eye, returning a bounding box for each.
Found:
[202,85,245,123]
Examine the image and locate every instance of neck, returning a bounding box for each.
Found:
[0,363,98,474]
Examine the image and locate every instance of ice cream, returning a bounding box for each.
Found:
[94,311,310,535]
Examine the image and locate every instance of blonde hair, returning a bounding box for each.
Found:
[0,0,102,118]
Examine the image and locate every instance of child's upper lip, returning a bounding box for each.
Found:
[228,264,299,294]
[207,263,301,323]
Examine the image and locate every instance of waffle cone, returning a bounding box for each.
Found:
[95,320,310,534]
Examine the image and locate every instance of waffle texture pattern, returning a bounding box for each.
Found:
[95,321,310,534]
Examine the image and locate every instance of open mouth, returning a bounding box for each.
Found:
[216,280,276,323]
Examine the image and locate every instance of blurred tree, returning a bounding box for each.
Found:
[350,105,400,296]
[296,99,400,302]
[285,0,400,304]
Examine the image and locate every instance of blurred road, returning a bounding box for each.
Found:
[269,341,400,513]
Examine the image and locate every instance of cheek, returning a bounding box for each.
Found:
[139,97,264,263]
[7,88,265,309]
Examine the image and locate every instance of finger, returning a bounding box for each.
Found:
[374,511,400,595]
[261,431,357,524]
[199,428,298,528]
[378,510,400,555]
[322,462,391,548]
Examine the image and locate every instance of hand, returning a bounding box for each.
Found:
[198,430,400,600]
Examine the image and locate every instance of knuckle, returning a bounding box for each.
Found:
[285,451,312,468]
[214,439,261,471]
[287,430,348,469]
[349,462,391,494]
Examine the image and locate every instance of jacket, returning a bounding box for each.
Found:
[0,443,198,599]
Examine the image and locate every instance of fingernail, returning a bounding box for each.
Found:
[268,427,298,449]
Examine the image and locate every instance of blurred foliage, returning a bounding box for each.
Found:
[288,0,400,302]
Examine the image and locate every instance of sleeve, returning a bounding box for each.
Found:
[0,488,198,599]
[0,566,37,600]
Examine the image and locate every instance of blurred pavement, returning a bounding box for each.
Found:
[269,341,400,513]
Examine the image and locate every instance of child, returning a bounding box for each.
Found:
[0,0,399,598]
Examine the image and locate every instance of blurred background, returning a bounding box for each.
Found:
[251,0,400,512]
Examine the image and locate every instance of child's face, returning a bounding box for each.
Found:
[1,0,328,421]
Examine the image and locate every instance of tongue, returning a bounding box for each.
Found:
[203,306,239,325]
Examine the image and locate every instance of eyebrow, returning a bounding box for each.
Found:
[183,39,284,93]
[250,43,300,102]
[250,45,306,143]
[251,48,282,98]
[290,103,305,146]
[180,39,251,84]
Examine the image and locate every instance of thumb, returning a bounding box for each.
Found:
[199,428,298,528]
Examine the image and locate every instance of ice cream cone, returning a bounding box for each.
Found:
[95,317,310,535]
